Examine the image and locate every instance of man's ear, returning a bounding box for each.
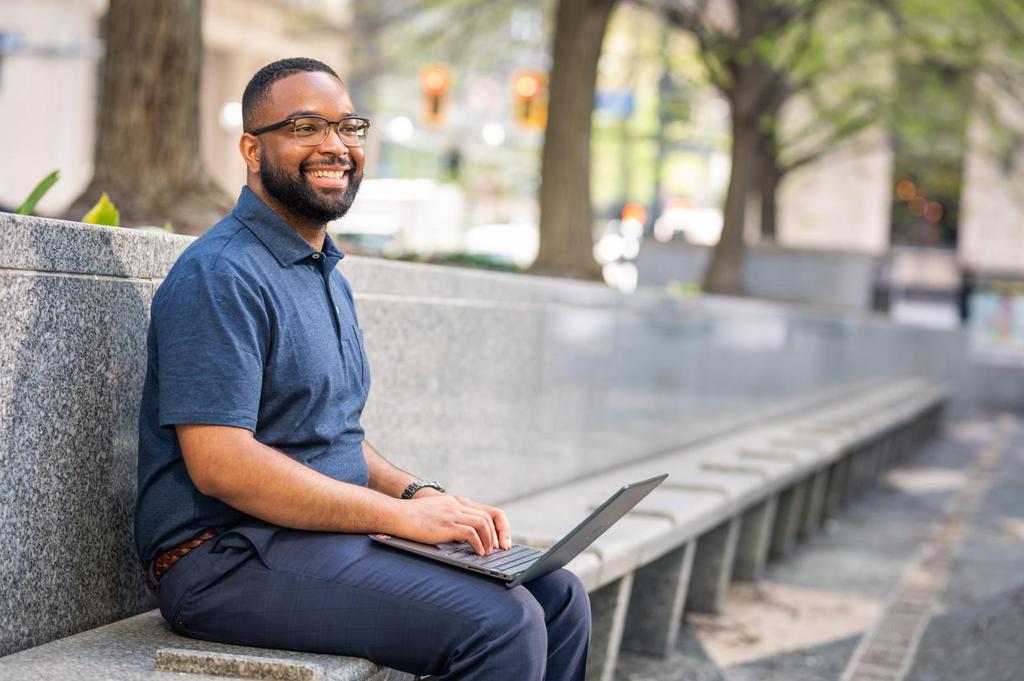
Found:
[240,133,261,173]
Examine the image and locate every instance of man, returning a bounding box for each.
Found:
[134,58,591,680]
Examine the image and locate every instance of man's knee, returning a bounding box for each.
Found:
[549,569,592,637]
[484,586,549,643]
[534,569,590,615]
[449,587,547,676]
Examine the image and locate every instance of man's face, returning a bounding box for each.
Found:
[254,72,365,223]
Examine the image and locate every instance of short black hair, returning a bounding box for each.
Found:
[242,57,341,132]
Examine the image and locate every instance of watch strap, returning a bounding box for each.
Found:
[401,480,446,500]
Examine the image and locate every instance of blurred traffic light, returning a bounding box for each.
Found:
[621,203,648,225]
[513,70,547,130]
[421,66,450,127]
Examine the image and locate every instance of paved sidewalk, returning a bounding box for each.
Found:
[615,414,1023,681]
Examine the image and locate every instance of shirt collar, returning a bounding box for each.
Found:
[232,186,347,267]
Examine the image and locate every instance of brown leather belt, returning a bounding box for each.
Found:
[148,528,217,589]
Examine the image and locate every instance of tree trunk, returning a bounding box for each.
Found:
[759,140,782,242]
[703,100,756,295]
[529,0,616,280]
[67,0,231,234]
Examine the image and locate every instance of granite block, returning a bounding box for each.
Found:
[770,482,807,559]
[847,447,870,496]
[0,213,190,279]
[851,447,869,498]
[863,441,884,484]
[0,610,394,681]
[734,495,779,581]
[686,516,741,614]
[620,541,695,657]
[876,436,895,470]
[154,648,325,680]
[0,272,157,656]
[798,469,829,538]
[585,573,633,681]
[825,457,852,516]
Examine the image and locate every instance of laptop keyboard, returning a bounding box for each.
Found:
[436,542,544,573]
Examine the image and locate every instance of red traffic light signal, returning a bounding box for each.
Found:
[422,66,449,96]
[514,73,542,99]
[421,66,451,126]
[513,70,547,129]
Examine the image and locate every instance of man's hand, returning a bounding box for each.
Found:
[453,495,512,552]
[398,494,512,556]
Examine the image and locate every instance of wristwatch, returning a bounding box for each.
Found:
[401,480,447,499]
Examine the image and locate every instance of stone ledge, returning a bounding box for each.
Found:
[155,648,325,680]
[0,214,190,279]
[0,611,401,681]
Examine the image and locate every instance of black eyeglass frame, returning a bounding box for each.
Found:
[248,114,372,147]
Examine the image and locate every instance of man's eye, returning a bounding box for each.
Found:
[294,125,318,134]
[340,125,359,135]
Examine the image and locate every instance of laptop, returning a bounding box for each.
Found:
[369,473,668,588]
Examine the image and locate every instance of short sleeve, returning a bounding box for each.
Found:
[154,271,267,430]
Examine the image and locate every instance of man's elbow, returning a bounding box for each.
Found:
[179,450,227,497]
[187,463,224,498]
[176,425,248,499]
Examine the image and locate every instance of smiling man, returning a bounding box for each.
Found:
[134,58,591,680]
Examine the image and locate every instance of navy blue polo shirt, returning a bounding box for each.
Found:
[135,187,371,568]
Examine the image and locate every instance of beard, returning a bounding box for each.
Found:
[260,156,362,223]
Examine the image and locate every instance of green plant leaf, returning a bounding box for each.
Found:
[81,192,121,227]
[15,170,60,215]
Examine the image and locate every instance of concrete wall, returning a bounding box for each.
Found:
[0,213,964,655]
[636,240,881,309]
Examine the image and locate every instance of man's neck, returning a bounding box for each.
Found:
[250,184,327,252]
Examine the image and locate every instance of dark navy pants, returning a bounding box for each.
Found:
[153,521,591,680]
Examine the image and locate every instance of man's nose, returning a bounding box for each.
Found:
[317,124,350,156]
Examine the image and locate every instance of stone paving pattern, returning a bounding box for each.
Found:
[616,414,1023,681]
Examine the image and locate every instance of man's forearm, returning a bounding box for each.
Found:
[179,425,404,534]
[177,425,500,554]
[362,439,441,498]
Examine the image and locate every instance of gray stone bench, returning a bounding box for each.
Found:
[0,214,956,681]
[500,377,945,680]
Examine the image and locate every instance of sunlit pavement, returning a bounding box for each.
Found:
[615,413,1024,681]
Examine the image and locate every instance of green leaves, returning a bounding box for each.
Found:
[15,170,60,215]
[81,192,121,227]
[14,170,122,229]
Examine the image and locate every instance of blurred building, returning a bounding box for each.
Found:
[0,0,353,215]
[960,79,1024,277]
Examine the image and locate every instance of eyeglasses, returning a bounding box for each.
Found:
[249,115,371,147]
